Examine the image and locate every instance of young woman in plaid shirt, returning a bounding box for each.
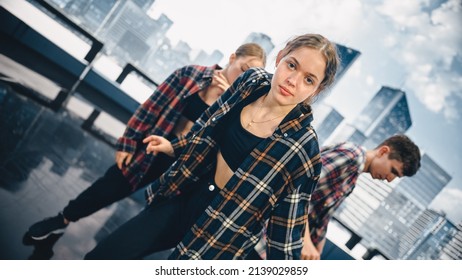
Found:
[27,43,266,242]
[86,34,339,260]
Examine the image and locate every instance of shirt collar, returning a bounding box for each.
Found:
[358,146,367,173]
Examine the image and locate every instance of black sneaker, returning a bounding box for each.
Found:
[28,213,68,240]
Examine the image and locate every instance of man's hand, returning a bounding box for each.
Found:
[115,151,133,169]
[143,135,174,157]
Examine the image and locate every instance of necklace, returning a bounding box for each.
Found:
[246,96,286,128]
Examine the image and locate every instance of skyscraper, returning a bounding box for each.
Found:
[311,103,344,146]
[439,222,462,260]
[316,43,360,103]
[324,86,411,149]
[192,49,224,67]
[334,44,361,84]
[330,86,416,258]
[401,209,454,259]
[243,32,275,56]
[324,122,367,146]
[47,0,118,33]
[334,173,398,234]
[98,1,171,64]
[396,154,452,209]
[355,86,412,148]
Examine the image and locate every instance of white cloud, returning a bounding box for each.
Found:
[384,35,398,48]
[376,0,429,28]
[431,187,462,223]
[375,0,462,120]
[152,0,461,121]
[366,75,375,86]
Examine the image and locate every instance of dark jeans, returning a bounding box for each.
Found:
[84,176,219,260]
[63,153,175,222]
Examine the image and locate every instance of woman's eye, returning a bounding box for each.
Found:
[305,77,314,85]
[287,62,296,69]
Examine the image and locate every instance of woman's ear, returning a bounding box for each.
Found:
[275,50,284,67]
[228,53,237,65]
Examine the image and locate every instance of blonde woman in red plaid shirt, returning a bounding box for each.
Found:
[27,43,266,242]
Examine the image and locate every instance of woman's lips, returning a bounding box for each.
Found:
[279,86,293,96]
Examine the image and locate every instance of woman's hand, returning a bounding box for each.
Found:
[301,237,321,260]
[143,135,174,157]
[115,151,133,169]
[212,71,231,92]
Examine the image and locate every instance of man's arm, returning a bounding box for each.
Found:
[317,238,326,253]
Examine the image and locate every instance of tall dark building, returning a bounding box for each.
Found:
[311,103,344,146]
[317,43,360,103]
[330,86,414,257]
[401,210,455,259]
[192,49,224,67]
[327,86,412,148]
[355,86,412,148]
[396,154,452,209]
[243,32,275,56]
[47,0,118,33]
[98,1,171,64]
[334,44,361,83]
[439,222,462,260]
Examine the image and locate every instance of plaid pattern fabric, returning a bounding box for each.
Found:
[146,68,322,259]
[255,142,366,259]
[115,65,219,190]
[308,142,366,245]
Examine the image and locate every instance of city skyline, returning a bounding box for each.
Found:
[1,0,460,260]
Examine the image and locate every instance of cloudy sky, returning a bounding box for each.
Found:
[150,0,462,223]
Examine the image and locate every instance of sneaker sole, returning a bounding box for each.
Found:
[29,228,66,240]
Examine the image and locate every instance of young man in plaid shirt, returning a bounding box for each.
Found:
[250,134,421,259]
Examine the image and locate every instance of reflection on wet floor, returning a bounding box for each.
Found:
[0,83,171,259]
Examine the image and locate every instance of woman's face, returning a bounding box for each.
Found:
[225,54,265,84]
[271,47,326,106]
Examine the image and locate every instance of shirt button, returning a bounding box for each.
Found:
[283,133,288,137]
[212,117,216,122]
[208,184,215,191]
[252,79,256,83]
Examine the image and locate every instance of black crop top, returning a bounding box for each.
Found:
[182,93,209,122]
[218,106,265,172]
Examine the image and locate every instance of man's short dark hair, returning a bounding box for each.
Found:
[377,134,421,176]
